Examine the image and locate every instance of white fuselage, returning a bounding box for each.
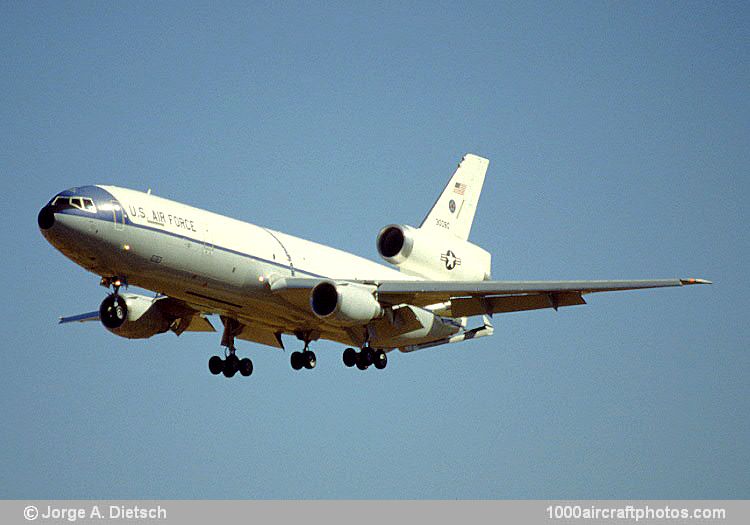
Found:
[40,185,440,349]
[107,185,408,282]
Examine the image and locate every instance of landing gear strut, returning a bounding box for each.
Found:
[343,346,387,371]
[100,276,127,295]
[209,317,253,378]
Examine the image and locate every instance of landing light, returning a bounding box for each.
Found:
[123,244,131,251]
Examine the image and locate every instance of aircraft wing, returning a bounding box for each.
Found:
[59,295,217,333]
[59,311,100,323]
[375,278,711,316]
[270,276,710,318]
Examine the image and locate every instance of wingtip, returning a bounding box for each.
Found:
[680,278,712,285]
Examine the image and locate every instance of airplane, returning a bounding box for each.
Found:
[37,153,710,378]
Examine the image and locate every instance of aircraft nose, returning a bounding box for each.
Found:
[37,205,55,230]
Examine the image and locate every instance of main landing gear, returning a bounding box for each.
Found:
[343,346,387,371]
[209,352,253,378]
[290,348,316,370]
[209,317,253,378]
[290,332,316,371]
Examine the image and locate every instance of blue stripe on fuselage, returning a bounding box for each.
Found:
[54,206,328,280]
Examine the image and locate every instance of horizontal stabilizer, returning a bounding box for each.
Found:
[401,315,494,352]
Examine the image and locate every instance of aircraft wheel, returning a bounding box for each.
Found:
[291,351,303,371]
[239,358,253,377]
[342,347,357,367]
[356,351,369,370]
[99,294,128,329]
[303,350,316,369]
[208,356,223,375]
[223,355,239,378]
[361,347,374,366]
[373,349,387,370]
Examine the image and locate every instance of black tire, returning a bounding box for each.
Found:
[223,355,238,377]
[303,350,316,370]
[99,294,128,329]
[356,352,369,370]
[290,351,303,370]
[342,347,357,367]
[361,347,374,366]
[208,356,223,375]
[373,349,387,370]
[239,358,253,377]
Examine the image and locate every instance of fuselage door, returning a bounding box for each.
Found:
[111,200,125,231]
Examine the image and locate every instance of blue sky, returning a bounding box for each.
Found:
[1,1,747,498]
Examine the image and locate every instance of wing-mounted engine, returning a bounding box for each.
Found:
[310,281,383,326]
[99,293,178,339]
[376,224,491,280]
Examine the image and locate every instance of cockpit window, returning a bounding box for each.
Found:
[50,196,97,213]
[51,196,70,208]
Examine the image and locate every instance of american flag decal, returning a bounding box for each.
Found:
[453,182,467,195]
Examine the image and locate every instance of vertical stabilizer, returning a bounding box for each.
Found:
[419,154,489,241]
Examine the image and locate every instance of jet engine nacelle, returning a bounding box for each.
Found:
[310,281,383,326]
[376,224,491,280]
[99,293,172,339]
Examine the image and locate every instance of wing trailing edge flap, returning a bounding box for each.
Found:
[236,324,285,349]
[153,297,216,335]
[377,278,710,310]
[450,292,586,317]
[170,315,216,334]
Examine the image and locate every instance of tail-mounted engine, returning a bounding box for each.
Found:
[376,224,491,280]
[99,293,172,339]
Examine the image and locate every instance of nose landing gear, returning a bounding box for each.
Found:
[100,276,127,294]
[99,276,129,329]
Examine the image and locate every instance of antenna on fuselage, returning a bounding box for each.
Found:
[147,188,152,195]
